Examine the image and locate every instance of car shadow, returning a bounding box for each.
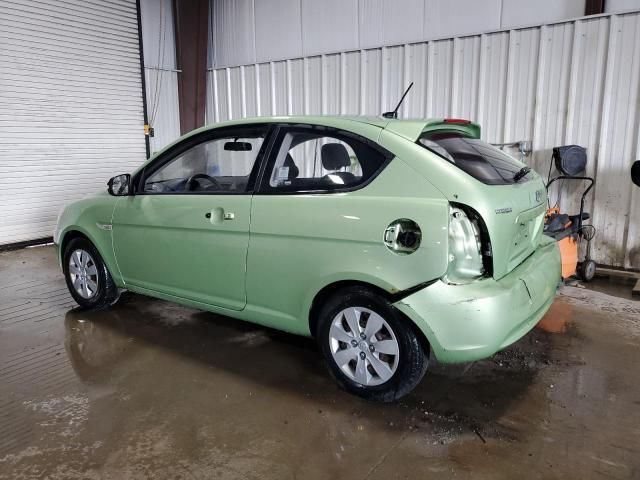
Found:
[63,292,554,442]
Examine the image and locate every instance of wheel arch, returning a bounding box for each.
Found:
[60,229,91,261]
[307,280,431,355]
[59,227,123,287]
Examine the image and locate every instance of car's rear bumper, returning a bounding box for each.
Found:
[394,239,561,363]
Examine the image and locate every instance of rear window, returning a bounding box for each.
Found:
[418,132,532,185]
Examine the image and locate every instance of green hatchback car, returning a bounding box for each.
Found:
[55,116,561,401]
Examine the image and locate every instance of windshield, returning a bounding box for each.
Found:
[418,132,532,185]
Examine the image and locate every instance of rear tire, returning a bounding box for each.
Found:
[63,237,119,310]
[317,286,428,402]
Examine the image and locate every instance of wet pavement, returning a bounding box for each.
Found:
[1,246,639,479]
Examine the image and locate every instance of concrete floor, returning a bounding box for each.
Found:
[1,247,639,480]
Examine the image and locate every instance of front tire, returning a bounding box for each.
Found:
[317,286,428,402]
[63,237,119,310]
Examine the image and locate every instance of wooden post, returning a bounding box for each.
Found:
[174,0,209,134]
[585,0,606,16]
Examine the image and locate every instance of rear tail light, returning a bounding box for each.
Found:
[444,204,493,284]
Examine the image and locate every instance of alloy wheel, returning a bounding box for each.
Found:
[68,249,99,299]
[328,306,400,386]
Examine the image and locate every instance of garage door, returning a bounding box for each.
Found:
[0,0,147,245]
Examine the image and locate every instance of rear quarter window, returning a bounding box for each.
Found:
[263,127,391,193]
[418,132,532,185]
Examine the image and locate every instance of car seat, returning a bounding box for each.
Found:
[321,143,356,185]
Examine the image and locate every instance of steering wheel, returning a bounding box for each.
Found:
[185,173,221,191]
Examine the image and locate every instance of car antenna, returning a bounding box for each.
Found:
[382,82,414,119]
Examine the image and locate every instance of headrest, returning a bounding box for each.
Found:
[321,143,351,171]
[284,154,299,179]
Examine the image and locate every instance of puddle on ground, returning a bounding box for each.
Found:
[536,301,574,333]
[1,247,639,479]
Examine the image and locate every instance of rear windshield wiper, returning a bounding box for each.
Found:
[513,166,531,182]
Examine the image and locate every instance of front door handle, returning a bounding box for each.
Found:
[205,209,234,223]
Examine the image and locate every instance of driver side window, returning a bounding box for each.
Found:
[143,129,266,194]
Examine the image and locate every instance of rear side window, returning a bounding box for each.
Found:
[418,132,532,185]
[264,128,390,192]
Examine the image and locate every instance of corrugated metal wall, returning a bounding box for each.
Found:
[140,0,180,153]
[0,0,147,245]
[206,11,640,269]
[209,0,592,68]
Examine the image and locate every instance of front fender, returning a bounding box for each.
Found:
[55,192,123,287]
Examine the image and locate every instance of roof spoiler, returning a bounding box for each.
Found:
[422,119,481,139]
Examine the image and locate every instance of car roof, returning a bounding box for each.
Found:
[191,115,443,141]
[145,115,481,165]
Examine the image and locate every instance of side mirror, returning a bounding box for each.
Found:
[107,174,131,196]
[632,160,640,187]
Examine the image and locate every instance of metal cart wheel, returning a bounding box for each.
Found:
[577,260,596,282]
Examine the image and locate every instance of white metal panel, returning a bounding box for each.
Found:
[626,127,640,268]
[144,69,180,154]
[300,0,359,56]
[288,59,305,115]
[382,46,406,113]
[425,0,501,39]
[141,0,180,153]
[563,17,609,217]
[141,0,176,69]
[211,0,256,67]
[254,0,303,63]
[361,49,382,115]
[272,61,289,115]
[404,43,428,118]
[503,28,539,146]
[606,0,640,12]
[243,65,259,117]
[211,0,598,69]
[342,51,362,114]
[257,63,274,116]
[501,0,585,29]
[323,54,342,114]
[0,0,146,244]
[206,11,640,269]
[359,0,424,48]
[531,23,574,207]
[592,13,640,267]
[477,32,509,143]
[425,39,453,118]
[450,37,480,120]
